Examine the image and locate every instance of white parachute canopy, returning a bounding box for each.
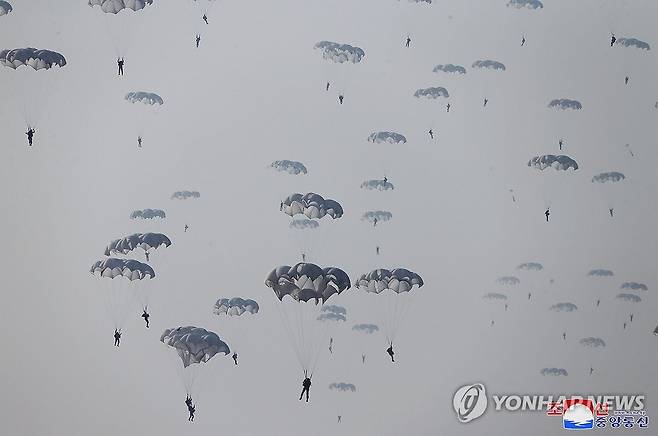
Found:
[88,0,155,14]
[592,172,625,183]
[213,298,260,316]
[580,337,606,348]
[281,193,344,220]
[0,48,67,70]
[367,131,407,144]
[314,41,365,64]
[620,282,647,291]
[130,208,166,220]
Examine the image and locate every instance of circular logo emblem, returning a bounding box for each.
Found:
[453,383,487,423]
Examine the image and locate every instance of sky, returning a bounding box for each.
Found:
[1,0,657,435]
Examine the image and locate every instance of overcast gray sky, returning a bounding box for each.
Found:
[1,0,657,435]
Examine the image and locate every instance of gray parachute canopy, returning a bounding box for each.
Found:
[362,210,392,224]
[472,59,506,71]
[318,304,347,322]
[265,263,351,303]
[0,1,12,15]
[355,269,424,294]
[616,293,641,303]
[541,367,567,376]
[352,323,379,334]
[615,37,650,51]
[213,297,260,316]
[282,193,343,219]
[88,0,155,14]
[621,282,648,291]
[496,276,520,286]
[328,382,357,392]
[104,233,171,255]
[0,48,66,70]
[507,0,543,9]
[361,180,394,191]
[289,218,319,230]
[367,131,406,144]
[550,302,578,312]
[592,172,625,183]
[90,257,155,280]
[548,99,582,110]
[171,190,200,200]
[125,91,163,105]
[270,160,308,175]
[160,326,230,368]
[130,208,166,220]
[588,269,614,277]
[580,337,606,348]
[314,41,365,64]
[528,155,579,171]
[414,87,449,99]
[654,325,658,335]
[321,305,347,315]
[517,262,543,271]
[433,64,466,74]
[483,292,508,301]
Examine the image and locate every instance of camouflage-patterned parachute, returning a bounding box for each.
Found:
[104,233,171,256]
[616,293,641,303]
[314,41,365,64]
[592,172,625,183]
[0,48,66,70]
[472,59,506,71]
[528,155,579,171]
[265,263,351,303]
[130,208,166,220]
[88,0,155,14]
[614,37,650,51]
[588,269,614,277]
[352,323,379,334]
[289,218,319,230]
[433,64,466,74]
[550,302,578,312]
[507,0,543,10]
[548,99,582,110]
[517,262,543,271]
[580,337,606,348]
[413,87,449,99]
[367,131,406,144]
[621,282,648,291]
[541,368,567,376]
[496,276,520,286]
[213,298,260,316]
[270,160,308,175]
[125,91,163,105]
[281,193,343,220]
[0,1,12,16]
[328,382,356,392]
[361,211,392,224]
[361,180,394,191]
[171,190,200,200]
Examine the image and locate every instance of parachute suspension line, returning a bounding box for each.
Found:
[273,300,306,371]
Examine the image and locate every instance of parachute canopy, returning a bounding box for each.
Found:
[616,293,641,303]
[528,154,579,171]
[282,193,343,219]
[588,269,613,277]
[88,0,155,14]
[507,0,543,9]
[104,233,171,256]
[289,218,319,230]
[352,323,379,334]
[517,262,543,271]
[314,41,365,64]
[550,302,578,312]
[361,180,394,191]
[265,263,351,303]
[125,91,163,105]
[496,276,520,286]
[548,99,582,110]
[213,298,260,316]
[367,131,406,144]
[0,48,66,70]
[621,282,647,291]
[362,210,392,224]
[171,190,200,200]
[580,337,606,348]
[414,87,449,99]
[592,172,625,183]
[90,257,155,280]
[270,160,308,175]
[433,64,466,74]
[160,326,230,368]
[541,367,567,376]
[130,208,166,220]
[355,269,424,294]
[0,1,12,16]
[472,59,506,71]
[483,292,508,301]
[328,382,356,392]
[615,37,650,51]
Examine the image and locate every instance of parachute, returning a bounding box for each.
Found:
[550,302,578,312]
[367,131,407,144]
[289,218,319,230]
[548,99,582,110]
[0,1,12,16]
[329,382,356,392]
[314,41,365,64]
[361,180,394,191]
[580,337,606,348]
[281,193,344,220]
[265,263,350,372]
[621,282,647,291]
[507,0,543,9]
[88,0,155,14]
[517,262,543,271]
[270,160,308,175]
[592,172,625,183]
[472,60,506,71]
[317,304,347,322]
[541,368,568,376]
[614,37,650,51]
[124,91,163,105]
[130,208,166,220]
[654,325,658,335]
[362,211,392,224]
[483,292,508,301]
[0,48,66,70]
[528,155,579,171]
[320,305,346,315]
[104,233,172,256]
[213,298,260,316]
[352,323,378,334]
[433,64,466,74]
[588,269,614,277]
[414,87,449,99]
[171,190,200,200]
[90,257,155,279]
[616,293,641,303]
[496,276,520,286]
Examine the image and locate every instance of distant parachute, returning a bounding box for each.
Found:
[314,41,365,64]
[0,1,12,16]
[130,208,166,220]
[517,262,543,271]
[507,0,543,9]
[356,269,424,294]
[550,302,578,312]
[125,91,163,105]
[0,48,67,70]
[615,37,650,51]
[361,180,394,191]
[213,297,260,316]
[483,292,508,301]
[588,269,614,277]
[362,210,392,224]
[472,60,506,71]
[328,382,356,392]
[289,218,319,230]
[352,323,379,334]
[496,276,520,286]
[171,191,200,200]
[541,367,568,376]
[270,160,308,175]
[282,193,343,220]
[528,155,579,171]
[367,131,407,144]
[432,64,466,74]
[580,337,606,348]
[104,233,172,256]
[90,257,155,280]
[88,0,155,14]
[591,172,625,183]
[616,293,641,303]
[321,305,346,315]
[548,99,582,110]
[621,282,648,291]
[317,304,347,322]
[414,87,449,99]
